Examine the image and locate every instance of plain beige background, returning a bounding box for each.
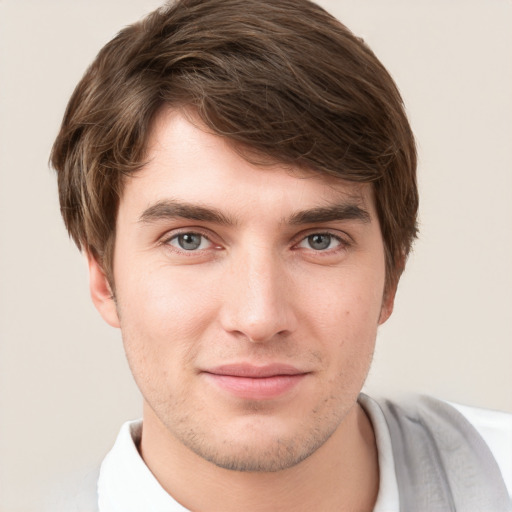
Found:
[1,0,511,510]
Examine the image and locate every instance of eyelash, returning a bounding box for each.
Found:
[160,229,351,256]
[295,232,349,253]
[160,229,217,254]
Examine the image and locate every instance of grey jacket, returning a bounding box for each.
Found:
[378,395,511,511]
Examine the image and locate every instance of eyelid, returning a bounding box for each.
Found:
[297,233,342,250]
[170,233,212,251]
[160,227,221,251]
[292,228,352,248]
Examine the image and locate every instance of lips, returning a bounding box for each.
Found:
[206,363,305,378]
[202,363,308,400]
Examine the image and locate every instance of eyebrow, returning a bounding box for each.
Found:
[139,199,236,225]
[138,199,371,226]
[288,203,371,225]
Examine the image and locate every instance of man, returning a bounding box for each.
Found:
[50,0,511,510]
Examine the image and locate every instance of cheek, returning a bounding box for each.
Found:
[118,261,216,327]
[301,268,384,337]
[114,265,220,377]
[297,267,384,387]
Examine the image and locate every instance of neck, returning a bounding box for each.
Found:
[139,401,379,512]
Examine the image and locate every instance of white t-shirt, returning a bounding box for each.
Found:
[97,396,512,511]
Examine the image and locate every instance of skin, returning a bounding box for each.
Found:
[89,108,396,511]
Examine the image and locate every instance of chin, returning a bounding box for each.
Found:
[177,415,340,473]
[191,438,318,473]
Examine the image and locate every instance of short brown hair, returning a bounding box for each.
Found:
[51,0,418,290]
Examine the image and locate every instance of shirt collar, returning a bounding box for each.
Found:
[359,393,400,512]
[98,420,188,511]
[98,395,399,511]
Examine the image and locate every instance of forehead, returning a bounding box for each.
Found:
[122,108,376,218]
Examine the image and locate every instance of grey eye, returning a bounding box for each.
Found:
[307,234,332,250]
[174,233,204,250]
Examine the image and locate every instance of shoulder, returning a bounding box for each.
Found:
[42,464,100,512]
[373,394,512,512]
[448,399,512,496]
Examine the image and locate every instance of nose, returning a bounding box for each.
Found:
[219,247,298,343]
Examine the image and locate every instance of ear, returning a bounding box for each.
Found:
[379,251,406,325]
[378,282,397,325]
[87,253,120,328]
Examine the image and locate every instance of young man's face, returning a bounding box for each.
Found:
[90,108,394,472]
